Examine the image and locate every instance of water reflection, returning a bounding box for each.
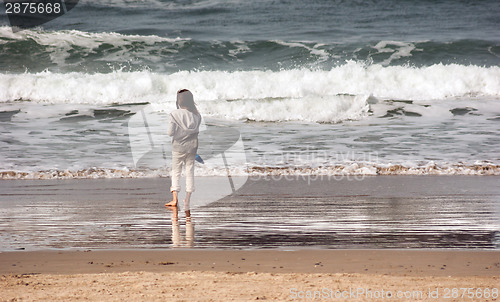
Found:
[190,176,500,249]
[0,177,498,250]
[167,206,194,248]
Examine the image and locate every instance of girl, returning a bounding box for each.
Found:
[165,89,201,208]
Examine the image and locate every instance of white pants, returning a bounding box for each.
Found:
[170,151,196,193]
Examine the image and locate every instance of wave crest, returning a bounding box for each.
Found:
[1,62,499,123]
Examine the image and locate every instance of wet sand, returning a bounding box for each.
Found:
[2,249,500,276]
[1,250,499,301]
[1,176,499,250]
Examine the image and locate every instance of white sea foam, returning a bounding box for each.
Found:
[200,94,370,123]
[1,162,498,180]
[1,62,500,122]
[0,26,187,45]
[228,40,251,58]
[372,41,422,66]
[273,40,334,63]
[0,26,188,66]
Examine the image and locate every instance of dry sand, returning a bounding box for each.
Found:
[1,249,499,301]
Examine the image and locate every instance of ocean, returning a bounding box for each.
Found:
[1,0,500,179]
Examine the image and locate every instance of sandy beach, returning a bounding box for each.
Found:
[1,249,500,301]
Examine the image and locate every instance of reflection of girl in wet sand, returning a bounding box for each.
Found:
[165,89,201,208]
[169,207,194,248]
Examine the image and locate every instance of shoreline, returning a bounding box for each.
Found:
[1,163,500,180]
[1,176,499,250]
[1,176,500,300]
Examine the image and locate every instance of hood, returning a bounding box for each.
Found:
[170,109,201,133]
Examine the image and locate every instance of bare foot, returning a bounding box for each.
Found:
[166,191,178,207]
[165,200,178,207]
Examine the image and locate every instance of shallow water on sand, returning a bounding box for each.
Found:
[0,176,499,251]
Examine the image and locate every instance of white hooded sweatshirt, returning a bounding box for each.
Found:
[167,108,201,154]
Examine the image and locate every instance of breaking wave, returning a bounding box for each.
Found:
[1,62,499,123]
